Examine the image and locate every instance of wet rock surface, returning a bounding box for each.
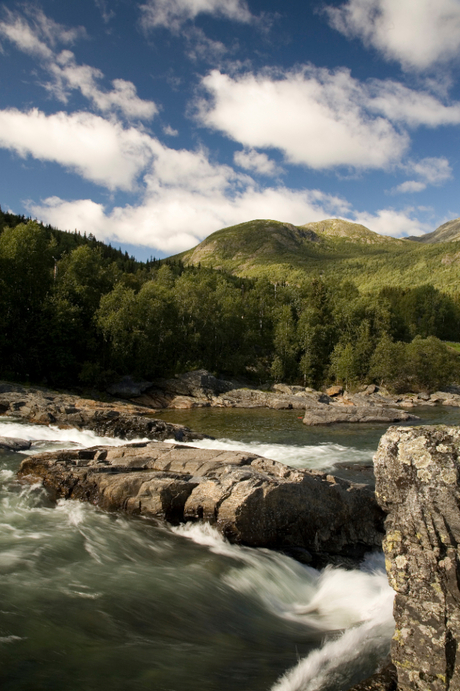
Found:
[374,425,460,691]
[0,382,204,442]
[0,436,32,452]
[349,658,397,691]
[18,441,385,566]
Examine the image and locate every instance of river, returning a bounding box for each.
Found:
[1,405,459,691]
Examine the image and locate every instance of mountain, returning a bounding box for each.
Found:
[300,218,400,245]
[409,218,460,244]
[174,217,460,293]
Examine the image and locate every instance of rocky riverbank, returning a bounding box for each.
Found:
[17,439,384,568]
[0,373,426,434]
[108,369,460,424]
[0,382,204,442]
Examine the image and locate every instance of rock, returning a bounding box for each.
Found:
[417,392,431,401]
[348,657,397,690]
[169,395,209,409]
[374,425,460,691]
[273,384,306,395]
[157,370,234,399]
[326,385,343,397]
[18,441,384,566]
[0,436,32,452]
[362,384,379,395]
[107,376,153,397]
[303,405,418,426]
[0,382,205,443]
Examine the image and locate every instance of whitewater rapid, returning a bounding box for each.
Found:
[167,436,373,470]
[0,417,393,690]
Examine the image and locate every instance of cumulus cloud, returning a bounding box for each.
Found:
[233,149,281,176]
[27,176,351,254]
[325,0,460,71]
[0,9,156,120]
[139,0,253,32]
[197,67,409,171]
[352,208,432,237]
[0,109,155,190]
[197,67,460,172]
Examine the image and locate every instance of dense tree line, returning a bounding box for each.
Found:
[1,220,459,393]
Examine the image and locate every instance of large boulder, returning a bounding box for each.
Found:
[374,425,460,691]
[18,441,384,566]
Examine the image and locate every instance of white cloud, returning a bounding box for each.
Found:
[197,68,408,171]
[352,208,432,237]
[326,0,460,71]
[392,181,427,194]
[49,50,157,120]
[409,157,452,184]
[139,0,253,32]
[0,9,156,121]
[28,168,350,254]
[182,26,228,62]
[0,108,155,190]
[233,149,281,176]
[392,157,452,194]
[366,80,460,127]
[0,8,83,59]
[94,0,115,24]
[163,125,179,136]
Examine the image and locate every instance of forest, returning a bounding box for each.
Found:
[1,215,460,394]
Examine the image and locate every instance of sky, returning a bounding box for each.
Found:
[1,0,460,260]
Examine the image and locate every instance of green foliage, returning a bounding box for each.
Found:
[1,211,459,393]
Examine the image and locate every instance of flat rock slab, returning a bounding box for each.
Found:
[0,436,32,452]
[18,441,384,566]
[303,404,418,426]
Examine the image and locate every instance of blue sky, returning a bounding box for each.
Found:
[1,0,460,259]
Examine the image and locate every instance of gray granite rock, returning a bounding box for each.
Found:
[374,425,460,691]
[18,441,385,566]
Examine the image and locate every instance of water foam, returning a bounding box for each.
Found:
[0,419,148,452]
[166,437,372,470]
[173,522,394,690]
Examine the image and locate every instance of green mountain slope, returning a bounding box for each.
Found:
[410,217,460,244]
[173,218,460,293]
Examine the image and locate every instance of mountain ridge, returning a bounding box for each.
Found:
[172,217,460,293]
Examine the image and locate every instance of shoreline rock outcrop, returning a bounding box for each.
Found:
[0,382,204,442]
[109,370,460,424]
[353,425,460,691]
[17,440,385,567]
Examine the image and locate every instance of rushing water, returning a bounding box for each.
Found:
[1,406,459,690]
